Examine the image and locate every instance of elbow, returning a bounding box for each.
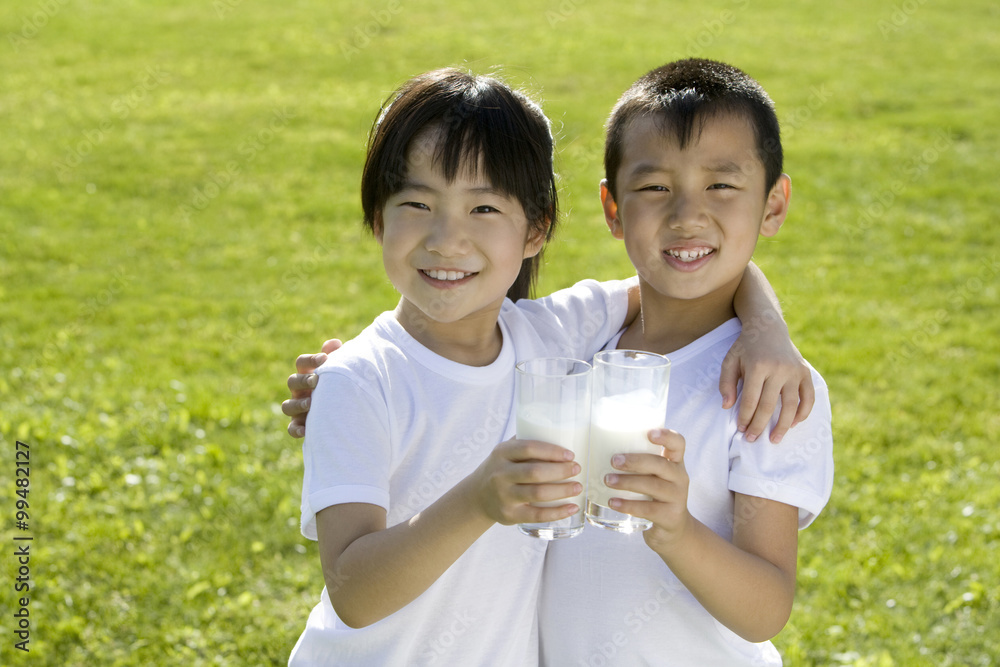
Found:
[736,604,792,644]
[328,591,374,629]
[334,610,372,630]
[324,571,375,629]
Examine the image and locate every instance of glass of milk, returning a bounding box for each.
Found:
[515,357,592,539]
[586,350,671,533]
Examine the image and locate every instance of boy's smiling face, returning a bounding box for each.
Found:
[603,112,790,305]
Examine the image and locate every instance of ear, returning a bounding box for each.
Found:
[522,217,550,259]
[760,174,791,237]
[600,180,624,240]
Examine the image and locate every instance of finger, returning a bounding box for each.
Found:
[514,480,584,505]
[742,379,779,443]
[746,389,778,442]
[281,396,311,418]
[505,438,577,463]
[321,339,342,355]
[287,414,307,439]
[287,372,318,396]
[510,460,581,485]
[718,346,742,409]
[736,372,765,434]
[791,378,816,428]
[604,471,675,499]
[768,384,800,444]
[606,497,653,519]
[647,428,685,463]
[516,503,580,524]
[295,352,328,375]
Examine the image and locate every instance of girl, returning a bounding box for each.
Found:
[288,68,809,665]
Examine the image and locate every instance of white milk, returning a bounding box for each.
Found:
[517,404,589,508]
[587,392,665,507]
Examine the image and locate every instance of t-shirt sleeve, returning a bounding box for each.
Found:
[728,370,834,529]
[513,278,634,360]
[299,368,392,540]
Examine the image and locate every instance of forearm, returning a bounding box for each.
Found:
[733,262,787,335]
[325,479,494,627]
[655,516,795,642]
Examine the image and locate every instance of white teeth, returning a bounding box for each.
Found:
[668,248,712,262]
[425,269,470,281]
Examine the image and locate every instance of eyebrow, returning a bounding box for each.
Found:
[626,161,749,178]
[399,180,503,195]
[704,161,748,175]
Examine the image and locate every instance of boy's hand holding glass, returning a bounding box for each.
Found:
[602,428,692,552]
[587,350,671,534]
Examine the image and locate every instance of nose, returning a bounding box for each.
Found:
[667,193,708,232]
[424,208,472,257]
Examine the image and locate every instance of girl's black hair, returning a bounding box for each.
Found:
[361,68,557,302]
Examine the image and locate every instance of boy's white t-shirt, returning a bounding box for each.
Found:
[289,279,631,667]
[539,318,834,667]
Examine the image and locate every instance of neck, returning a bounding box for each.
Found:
[618,278,739,355]
[393,298,504,367]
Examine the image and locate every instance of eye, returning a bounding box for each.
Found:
[402,201,430,210]
[472,205,501,214]
[708,183,736,191]
[639,185,668,192]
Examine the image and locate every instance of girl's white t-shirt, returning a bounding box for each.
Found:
[539,319,834,666]
[289,279,631,667]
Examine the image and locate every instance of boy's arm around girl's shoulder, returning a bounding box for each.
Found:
[511,277,638,356]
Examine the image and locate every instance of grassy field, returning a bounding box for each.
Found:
[2,0,998,664]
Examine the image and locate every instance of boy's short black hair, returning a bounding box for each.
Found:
[604,58,782,199]
[361,68,557,302]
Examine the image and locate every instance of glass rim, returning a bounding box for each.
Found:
[592,349,671,369]
[515,357,592,377]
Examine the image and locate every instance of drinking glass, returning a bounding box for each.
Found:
[586,349,671,533]
[515,357,592,539]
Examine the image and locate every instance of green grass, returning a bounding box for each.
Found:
[2,1,998,664]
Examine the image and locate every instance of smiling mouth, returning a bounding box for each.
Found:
[664,248,715,263]
[421,269,477,281]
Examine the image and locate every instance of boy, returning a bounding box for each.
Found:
[538,59,833,665]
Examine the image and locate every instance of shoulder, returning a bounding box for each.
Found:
[312,314,411,398]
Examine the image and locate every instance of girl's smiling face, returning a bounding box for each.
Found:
[377,131,546,344]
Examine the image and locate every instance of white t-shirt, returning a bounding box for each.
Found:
[289,279,631,667]
[539,318,834,667]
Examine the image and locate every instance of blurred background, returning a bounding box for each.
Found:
[2,1,998,664]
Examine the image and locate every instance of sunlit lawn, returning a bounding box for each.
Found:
[1,0,998,664]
